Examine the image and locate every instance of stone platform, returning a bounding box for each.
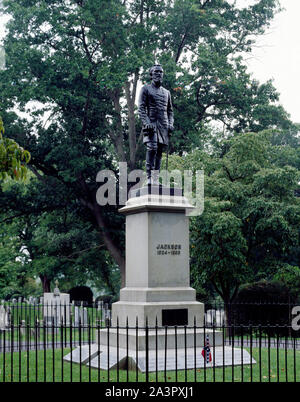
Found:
[95,327,223,350]
[64,343,256,372]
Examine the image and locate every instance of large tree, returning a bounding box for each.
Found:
[166,128,300,315]
[0,117,30,180]
[0,0,292,288]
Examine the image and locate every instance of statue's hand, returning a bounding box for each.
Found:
[143,123,155,134]
[168,125,174,135]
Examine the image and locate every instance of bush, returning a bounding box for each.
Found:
[68,286,94,306]
[95,295,114,306]
[230,280,297,336]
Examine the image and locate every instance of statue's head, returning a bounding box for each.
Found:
[149,64,164,86]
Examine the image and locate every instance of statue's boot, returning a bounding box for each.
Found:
[153,146,163,185]
[146,148,156,185]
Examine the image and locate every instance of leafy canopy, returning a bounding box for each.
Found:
[0,117,31,181]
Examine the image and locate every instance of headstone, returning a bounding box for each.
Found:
[30,320,41,338]
[215,309,225,326]
[43,281,70,326]
[0,305,9,330]
[20,320,26,336]
[205,309,216,326]
[74,306,88,327]
[6,306,11,327]
[104,309,111,327]
[83,307,88,327]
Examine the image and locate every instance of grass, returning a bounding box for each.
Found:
[4,303,101,327]
[0,347,300,382]
[2,326,97,344]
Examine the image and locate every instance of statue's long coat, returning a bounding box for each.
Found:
[138,83,174,146]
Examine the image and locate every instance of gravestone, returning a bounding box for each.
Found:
[0,305,9,330]
[28,296,37,305]
[43,281,70,326]
[74,305,88,327]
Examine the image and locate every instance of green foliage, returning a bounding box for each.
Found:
[273,264,300,300]
[0,117,30,181]
[169,130,300,302]
[237,279,295,303]
[0,221,25,299]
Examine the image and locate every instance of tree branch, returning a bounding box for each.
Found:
[65,244,105,258]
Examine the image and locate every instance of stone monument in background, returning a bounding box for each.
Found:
[43,280,70,326]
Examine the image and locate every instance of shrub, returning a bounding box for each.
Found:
[230,280,297,336]
[68,286,93,306]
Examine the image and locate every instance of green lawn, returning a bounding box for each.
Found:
[2,326,96,344]
[3,303,102,328]
[0,347,299,382]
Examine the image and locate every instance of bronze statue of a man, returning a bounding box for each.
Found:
[138,64,174,185]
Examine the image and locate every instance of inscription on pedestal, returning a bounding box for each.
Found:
[162,309,188,326]
[156,243,182,256]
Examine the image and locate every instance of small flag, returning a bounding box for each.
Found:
[201,335,212,364]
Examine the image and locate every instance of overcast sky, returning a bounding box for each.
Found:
[243,0,300,124]
[1,0,300,123]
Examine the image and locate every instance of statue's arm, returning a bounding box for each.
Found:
[167,91,174,131]
[138,86,151,127]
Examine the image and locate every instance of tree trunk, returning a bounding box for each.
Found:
[110,89,127,162]
[223,298,233,339]
[77,176,126,290]
[124,78,138,170]
[39,274,51,293]
[91,202,126,288]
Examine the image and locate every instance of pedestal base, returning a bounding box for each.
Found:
[111,300,204,327]
[64,343,256,373]
[96,327,223,351]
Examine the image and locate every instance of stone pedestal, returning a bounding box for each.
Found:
[111,187,204,328]
[64,186,254,371]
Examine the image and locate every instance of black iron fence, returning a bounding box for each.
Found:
[1,319,300,382]
[1,299,300,382]
[1,299,298,328]
[204,301,297,328]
